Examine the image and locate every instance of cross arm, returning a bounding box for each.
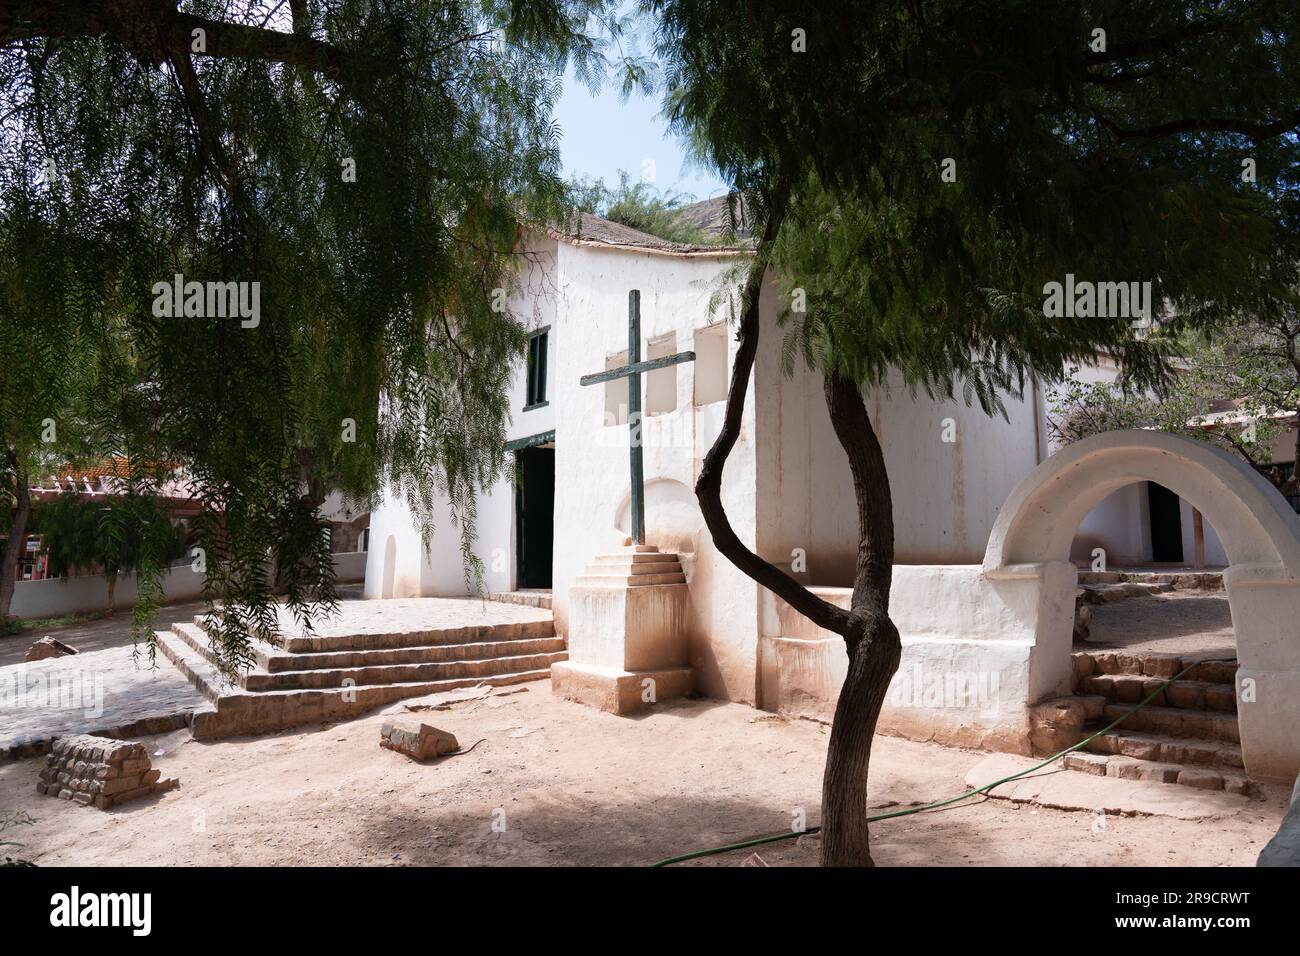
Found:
[579,351,696,387]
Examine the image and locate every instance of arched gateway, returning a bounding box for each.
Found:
[983,430,1300,782]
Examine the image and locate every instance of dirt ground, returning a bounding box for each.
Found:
[1083,590,1237,659]
[1,681,1285,867]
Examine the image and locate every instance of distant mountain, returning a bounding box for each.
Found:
[672,195,753,242]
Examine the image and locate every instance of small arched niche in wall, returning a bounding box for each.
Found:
[614,477,701,557]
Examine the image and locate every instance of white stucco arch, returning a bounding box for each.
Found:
[982,430,1300,782]
[984,430,1300,575]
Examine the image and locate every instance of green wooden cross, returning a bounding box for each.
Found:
[579,289,695,545]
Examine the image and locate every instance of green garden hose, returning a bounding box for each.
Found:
[653,659,1217,866]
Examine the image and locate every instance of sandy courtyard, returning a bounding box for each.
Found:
[0,678,1286,867]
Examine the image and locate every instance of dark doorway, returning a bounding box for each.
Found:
[1147,482,1184,563]
[514,445,555,588]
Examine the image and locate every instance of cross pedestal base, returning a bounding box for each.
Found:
[550,546,693,714]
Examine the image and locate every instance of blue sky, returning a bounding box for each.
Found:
[553,71,730,203]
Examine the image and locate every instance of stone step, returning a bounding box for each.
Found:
[243,649,569,691]
[591,560,682,575]
[265,636,566,672]
[1077,674,1237,712]
[235,617,557,653]
[1077,570,1224,591]
[593,552,679,565]
[574,571,688,587]
[1072,651,1237,684]
[1062,752,1251,795]
[154,628,241,707]
[485,590,553,610]
[171,620,565,691]
[155,629,557,738]
[173,620,566,676]
[1080,581,1171,603]
[1101,703,1240,743]
[1082,729,1244,769]
[173,621,279,672]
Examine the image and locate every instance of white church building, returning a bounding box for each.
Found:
[363,209,1300,783]
[366,211,1047,704]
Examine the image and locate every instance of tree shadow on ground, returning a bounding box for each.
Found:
[346,788,1009,867]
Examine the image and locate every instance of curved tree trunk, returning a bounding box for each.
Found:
[693,185,904,866]
[820,610,902,866]
[817,371,901,865]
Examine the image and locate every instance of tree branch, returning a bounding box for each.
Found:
[694,182,854,637]
[1096,108,1300,143]
[0,0,384,80]
[824,371,894,614]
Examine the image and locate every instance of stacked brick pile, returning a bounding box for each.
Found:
[36,735,179,809]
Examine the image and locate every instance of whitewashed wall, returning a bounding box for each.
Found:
[754,305,1047,574]
[11,551,366,620]
[549,240,764,703]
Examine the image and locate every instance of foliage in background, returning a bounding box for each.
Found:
[568,170,713,244]
[0,0,638,668]
[29,492,186,623]
[1050,286,1300,492]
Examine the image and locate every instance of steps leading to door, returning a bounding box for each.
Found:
[1032,649,1252,796]
[156,600,564,738]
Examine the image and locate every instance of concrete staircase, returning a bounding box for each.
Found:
[156,610,565,738]
[1058,651,1249,794]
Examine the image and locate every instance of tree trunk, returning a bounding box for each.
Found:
[692,184,904,865]
[107,571,117,613]
[0,462,32,627]
[820,610,902,866]
[817,370,902,865]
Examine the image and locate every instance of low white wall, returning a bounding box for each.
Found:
[12,551,369,619]
[10,565,206,619]
[758,563,1076,754]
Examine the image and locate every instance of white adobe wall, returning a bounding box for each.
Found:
[757,565,1063,753]
[753,318,1047,574]
[550,240,765,703]
[12,552,365,619]
[364,240,559,600]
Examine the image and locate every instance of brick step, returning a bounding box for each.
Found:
[485,590,553,610]
[172,621,279,672]
[1077,674,1237,712]
[242,649,569,691]
[1072,651,1237,684]
[1062,752,1251,794]
[192,616,558,653]
[1101,703,1239,743]
[1081,729,1244,769]
[170,621,564,691]
[155,629,556,738]
[173,620,564,674]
